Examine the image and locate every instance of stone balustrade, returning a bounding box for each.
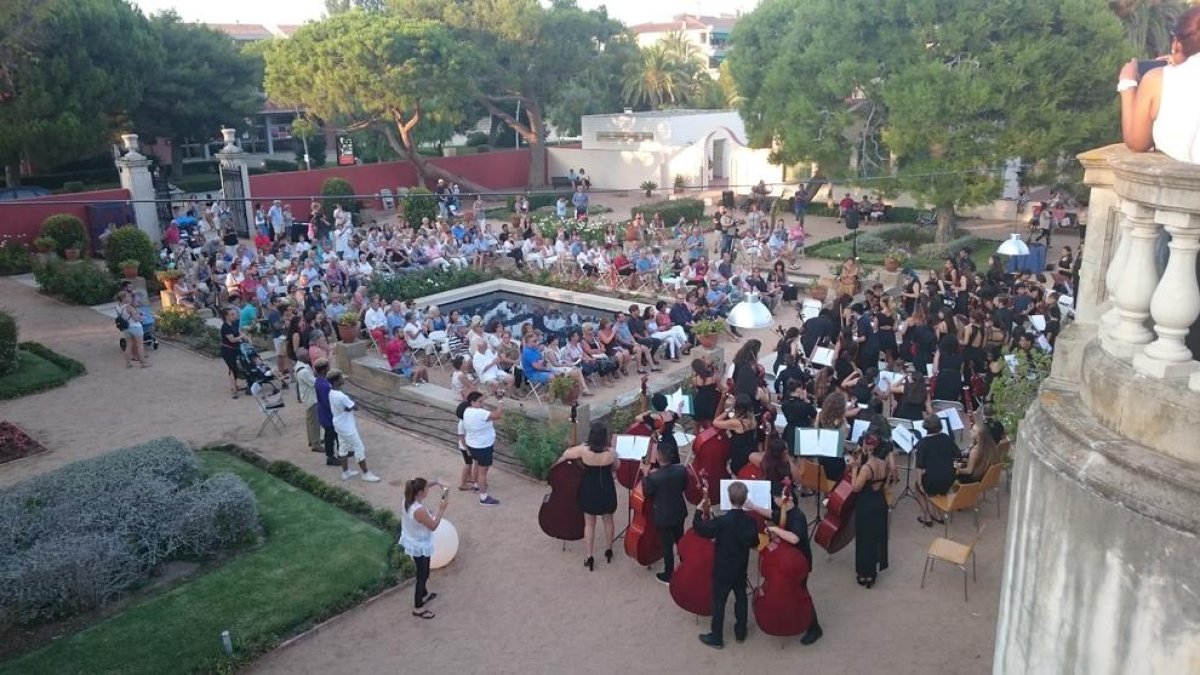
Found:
[1077,145,1200,394]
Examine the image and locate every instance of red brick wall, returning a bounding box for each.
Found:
[0,188,131,246]
[247,149,531,215]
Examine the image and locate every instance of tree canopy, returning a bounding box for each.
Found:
[729,0,1132,241]
[622,32,718,110]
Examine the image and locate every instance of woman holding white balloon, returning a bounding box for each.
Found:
[401,477,449,619]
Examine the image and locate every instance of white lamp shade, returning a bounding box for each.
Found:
[430,518,459,569]
[997,233,1030,257]
[727,292,774,330]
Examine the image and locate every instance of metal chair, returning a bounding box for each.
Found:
[929,479,986,536]
[251,384,286,436]
[516,367,545,404]
[921,524,987,601]
[978,463,1005,518]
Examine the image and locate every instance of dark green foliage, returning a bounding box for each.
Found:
[320,177,358,215]
[402,186,438,226]
[0,342,86,400]
[102,226,155,277]
[0,311,17,376]
[262,158,299,172]
[0,240,32,275]
[33,261,118,305]
[505,192,562,213]
[154,306,206,336]
[465,131,489,147]
[366,267,494,304]
[631,198,705,224]
[496,415,570,479]
[38,214,87,256]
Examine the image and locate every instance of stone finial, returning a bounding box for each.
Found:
[120,133,145,160]
[219,127,242,154]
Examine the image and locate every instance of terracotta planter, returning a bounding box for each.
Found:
[884,257,900,272]
[64,248,80,261]
[698,334,719,349]
[121,266,139,278]
[337,324,359,344]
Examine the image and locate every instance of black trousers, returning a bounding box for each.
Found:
[658,522,684,577]
[710,576,748,641]
[413,555,431,607]
[322,425,338,461]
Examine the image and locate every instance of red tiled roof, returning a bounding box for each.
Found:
[275,24,303,37]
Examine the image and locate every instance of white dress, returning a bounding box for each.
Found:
[400,501,435,558]
[1153,57,1200,163]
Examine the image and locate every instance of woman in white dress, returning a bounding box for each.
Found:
[1120,8,1200,163]
[401,477,449,619]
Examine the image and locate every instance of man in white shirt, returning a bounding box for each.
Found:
[334,213,353,257]
[364,296,387,346]
[327,370,380,482]
[471,340,513,394]
[461,391,502,505]
[293,349,321,452]
[268,200,285,238]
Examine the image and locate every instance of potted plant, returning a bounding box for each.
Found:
[673,174,687,195]
[640,180,658,198]
[155,268,184,290]
[118,259,141,278]
[549,372,581,405]
[883,245,909,272]
[32,236,56,264]
[692,317,724,349]
[337,310,361,344]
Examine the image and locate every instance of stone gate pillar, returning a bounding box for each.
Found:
[215,128,253,238]
[115,134,161,244]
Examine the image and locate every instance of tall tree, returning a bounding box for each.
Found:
[265,13,484,190]
[133,12,261,178]
[622,32,717,110]
[0,0,162,187]
[1110,0,1186,57]
[325,0,386,14]
[729,0,1131,242]
[391,0,629,187]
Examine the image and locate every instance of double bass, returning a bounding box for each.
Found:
[624,433,663,567]
[753,479,816,637]
[538,403,585,543]
[813,464,859,554]
[669,472,714,617]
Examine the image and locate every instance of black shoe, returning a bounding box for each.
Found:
[325,458,341,466]
[604,548,613,564]
[735,632,747,644]
[698,633,724,650]
[655,572,671,585]
[799,624,823,645]
[584,556,594,571]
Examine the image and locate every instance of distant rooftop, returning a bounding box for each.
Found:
[204,22,303,41]
[629,13,739,35]
[584,109,736,119]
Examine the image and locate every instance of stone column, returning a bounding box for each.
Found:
[1134,210,1200,379]
[1075,145,1122,325]
[1101,201,1159,360]
[115,134,162,244]
[215,128,254,238]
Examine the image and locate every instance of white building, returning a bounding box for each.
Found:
[548,109,784,192]
[629,14,737,72]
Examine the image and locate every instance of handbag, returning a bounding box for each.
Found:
[115,307,130,332]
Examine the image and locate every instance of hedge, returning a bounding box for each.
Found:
[33,261,118,306]
[39,214,88,257]
[366,267,494,304]
[631,198,705,224]
[0,311,17,376]
[403,186,437,226]
[103,226,155,277]
[0,240,33,275]
[321,177,359,215]
[497,415,570,480]
[505,192,562,213]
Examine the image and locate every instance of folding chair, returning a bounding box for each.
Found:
[921,524,987,601]
[516,367,545,404]
[252,384,286,436]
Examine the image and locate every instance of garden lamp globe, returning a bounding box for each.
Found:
[727,291,774,330]
[997,233,1030,257]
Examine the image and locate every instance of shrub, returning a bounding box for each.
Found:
[853,231,889,254]
[34,260,118,305]
[155,306,205,336]
[403,186,438,226]
[0,239,33,275]
[62,181,85,193]
[366,267,493,303]
[631,198,705,224]
[882,225,934,246]
[103,226,155,277]
[496,416,569,479]
[465,131,489,147]
[916,234,979,262]
[989,347,1052,439]
[0,341,86,400]
[262,158,299,172]
[39,214,88,256]
[505,192,561,213]
[0,310,17,376]
[321,177,358,215]
[0,437,259,624]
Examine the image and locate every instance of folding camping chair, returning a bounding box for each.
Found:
[252,383,286,436]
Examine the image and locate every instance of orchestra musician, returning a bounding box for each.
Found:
[731,339,771,410]
[849,434,891,588]
[713,393,758,475]
[690,358,720,426]
[814,390,858,482]
[694,481,760,649]
[552,423,618,570]
[643,392,682,464]
[763,483,824,645]
[955,419,1005,484]
[640,441,689,584]
[914,414,958,527]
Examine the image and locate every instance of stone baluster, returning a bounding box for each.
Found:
[1133,210,1200,379]
[1101,200,1159,360]
[1100,213,1131,337]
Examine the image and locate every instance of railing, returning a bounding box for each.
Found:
[1078,144,1200,393]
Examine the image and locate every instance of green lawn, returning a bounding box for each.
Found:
[806,234,1000,273]
[0,346,84,400]
[0,451,395,675]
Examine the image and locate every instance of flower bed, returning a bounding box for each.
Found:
[0,422,47,464]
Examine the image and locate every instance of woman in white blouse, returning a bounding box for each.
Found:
[401,477,449,619]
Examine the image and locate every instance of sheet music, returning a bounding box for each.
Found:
[925,363,935,378]
[891,426,916,453]
[1004,354,1019,375]
[719,479,772,511]
[811,346,835,368]
[877,371,906,390]
[665,388,693,416]
[800,299,822,322]
[849,419,872,443]
[1036,335,1053,353]
[612,435,651,460]
[911,418,950,438]
[937,407,965,432]
[1029,315,1047,332]
[793,428,843,458]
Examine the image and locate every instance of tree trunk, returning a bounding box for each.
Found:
[381,115,490,195]
[482,96,545,189]
[170,140,184,181]
[935,203,957,244]
[4,161,20,188]
[488,115,503,146]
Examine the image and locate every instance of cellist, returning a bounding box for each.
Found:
[694,481,759,649]
[763,482,825,645]
[640,442,688,584]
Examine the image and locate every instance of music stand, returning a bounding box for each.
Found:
[888,418,918,510]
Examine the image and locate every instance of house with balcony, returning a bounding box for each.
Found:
[629,14,737,73]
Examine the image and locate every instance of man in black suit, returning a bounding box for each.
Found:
[641,443,688,584]
[693,481,759,649]
[801,308,838,357]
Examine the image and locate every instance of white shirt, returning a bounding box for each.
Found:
[462,406,495,448]
[364,306,387,331]
[472,347,499,378]
[329,389,358,436]
[400,500,435,558]
[1153,56,1200,163]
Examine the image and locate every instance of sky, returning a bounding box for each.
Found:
[130,0,760,27]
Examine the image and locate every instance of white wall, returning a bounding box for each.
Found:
[581,111,746,152]
[546,147,669,190]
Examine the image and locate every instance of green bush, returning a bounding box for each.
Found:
[465,131,489,147]
[155,306,205,336]
[172,174,221,193]
[496,415,569,480]
[34,261,118,305]
[0,311,17,376]
[915,234,979,262]
[61,181,85,193]
[262,158,299,172]
[38,214,88,256]
[103,226,155,277]
[0,341,86,400]
[321,177,358,215]
[853,232,889,253]
[0,240,32,275]
[631,198,705,224]
[505,192,561,213]
[366,267,493,304]
[403,187,438,226]
[882,225,934,246]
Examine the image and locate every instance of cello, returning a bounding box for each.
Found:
[813,455,859,554]
[753,478,816,637]
[669,472,714,617]
[538,403,585,543]
[687,378,731,504]
[617,376,651,490]
[624,432,663,567]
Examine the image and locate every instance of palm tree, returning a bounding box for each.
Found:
[623,31,714,110]
[1110,0,1186,57]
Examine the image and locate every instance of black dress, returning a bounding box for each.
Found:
[729,426,758,475]
[693,380,718,424]
[855,463,889,581]
[934,350,964,402]
[877,312,897,358]
[579,461,617,516]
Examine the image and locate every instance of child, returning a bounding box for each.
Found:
[327,370,381,482]
[451,355,479,401]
